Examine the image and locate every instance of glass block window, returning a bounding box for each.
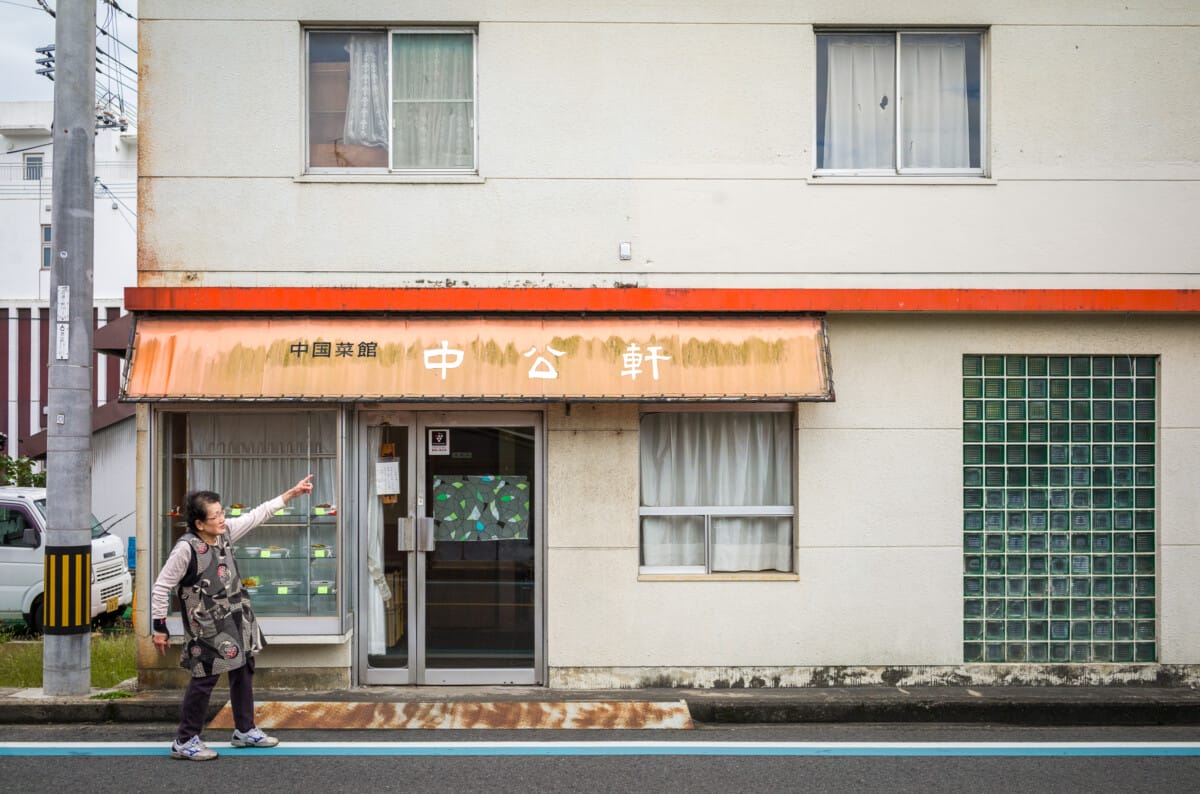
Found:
[963,355,1158,664]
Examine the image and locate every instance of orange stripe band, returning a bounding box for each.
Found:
[125,287,1200,314]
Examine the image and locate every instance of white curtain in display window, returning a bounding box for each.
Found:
[641,412,793,572]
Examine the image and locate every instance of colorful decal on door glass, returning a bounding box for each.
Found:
[432,474,530,541]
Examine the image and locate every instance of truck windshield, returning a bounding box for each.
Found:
[32,499,107,539]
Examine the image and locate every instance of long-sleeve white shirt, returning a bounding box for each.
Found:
[150,496,285,622]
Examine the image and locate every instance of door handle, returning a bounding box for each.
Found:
[416,517,436,552]
[397,517,414,552]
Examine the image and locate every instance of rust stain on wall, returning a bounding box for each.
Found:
[208,700,694,730]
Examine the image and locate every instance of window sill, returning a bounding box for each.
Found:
[638,572,798,582]
[807,175,996,186]
[295,173,485,185]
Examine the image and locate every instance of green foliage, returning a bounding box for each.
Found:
[0,632,136,688]
[0,454,46,487]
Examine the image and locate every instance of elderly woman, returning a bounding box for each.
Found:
[152,474,314,761]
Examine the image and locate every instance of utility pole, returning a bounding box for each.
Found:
[44,0,96,696]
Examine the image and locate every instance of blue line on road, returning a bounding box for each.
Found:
[3,742,1200,758]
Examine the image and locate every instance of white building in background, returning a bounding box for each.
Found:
[130,2,1200,690]
[0,100,138,547]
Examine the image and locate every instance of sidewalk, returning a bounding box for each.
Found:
[3,683,1200,727]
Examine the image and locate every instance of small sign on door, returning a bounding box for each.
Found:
[429,428,450,456]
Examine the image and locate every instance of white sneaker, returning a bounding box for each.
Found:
[171,735,218,761]
[231,726,279,748]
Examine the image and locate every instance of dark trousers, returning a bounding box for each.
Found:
[176,656,256,743]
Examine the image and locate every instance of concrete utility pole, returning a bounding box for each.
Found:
[44,0,96,696]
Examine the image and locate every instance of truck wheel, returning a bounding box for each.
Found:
[94,610,120,630]
[28,598,44,636]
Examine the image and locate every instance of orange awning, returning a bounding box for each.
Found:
[122,315,833,402]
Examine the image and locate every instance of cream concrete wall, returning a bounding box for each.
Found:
[138,1,1200,289]
[544,316,1200,671]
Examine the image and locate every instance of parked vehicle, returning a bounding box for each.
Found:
[0,486,133,633]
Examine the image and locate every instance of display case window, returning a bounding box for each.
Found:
[157,411,340,624]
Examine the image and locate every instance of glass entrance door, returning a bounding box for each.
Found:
[358,411,541,685]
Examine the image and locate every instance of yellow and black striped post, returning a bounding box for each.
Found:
[43,546,91,634]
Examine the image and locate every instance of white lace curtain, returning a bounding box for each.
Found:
[391,33,474,169]
[343,34,389,149]
[821,33,970,170]
[640,413,793,572]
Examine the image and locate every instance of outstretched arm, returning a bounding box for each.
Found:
[280,473,315,505]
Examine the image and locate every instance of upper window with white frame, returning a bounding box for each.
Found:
[307,28,477,173]
[639,410,794,575]
[815,30,985,176]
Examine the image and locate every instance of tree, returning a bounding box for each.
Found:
[0,454,46,487]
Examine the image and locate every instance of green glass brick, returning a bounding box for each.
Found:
[1006,424,1027,442]
[1135,489,1154,508]
[1050,642,1070,662]
[1028,423,1048,442]
[1007,599,1027,619]
[985,467,1005,487]
[1114,357,1132,376]
[963,356,983,376]
[1050,556,1070,574]
[1135,467,1154,486]
[984,378,1004,398]
[1071,577,1090,597]
[1006,402,1026,420]
[1050,380,1070,399]
[1093,556,1112,575]
[1028,356,1048,376]
[1093,600,1112,618]
[963,378,983,398]
[1071,514,1091,533]
[1092,488,1112,508]
[985,621,1005,640]
[1049,401,1069,420]
[1092,533,1112,552]
[1135,401,1155,421]
[1005,356,1027,376]
[1114,379,1134,399]
[1071,379,1090,398]
[1135,643,1156,663]
[1093,357,1113,376]
[1134,444,1155,465]
[1135,556,1154,574]
[1070,356,1091,376]
[1071,444,1090,463]
[964,577,983,596]
[1028,531,1048,550]
[1092,401,1113,420]
[1113,643,1134,662]
[1028,401,1048,420]
[1050,598,1070,618]
[1093,642,1113,661]
[1071,489,1090,508]
[1007,621,1026,640]
[1007,643,1028,662]
[1134,356,1155,376]
[1134,532,1154,552]
[965,555,983,573]
[986,599,1005,618]
[1135,379,1155,399]
[1006,379,1026,398]
[1136,621,1155,641]
[1029,492,1048,511]
[964,401,983,421]
[1007,448,1027,467]
[1029,643,1049,661]
[1134,511,1154,530]
[985,423,1005,442]
[1029,467,1048,487]
[1050,621,1070,640]
[1114,487,1133,507]
[1050,423,1069,443]
[985,555,1005,574]
[964,422,984,442]
[963,643,984,662]
[965,599,984,618]
[1114,402,1133,422]
[1114,556,1133,574]
[983,356,1005,376]
[964,467,983,487]
[1049,357,1069,377]
[1028,556,1047,575]
[985,401,1004,420]
[1029,379,1048,399]
[1135,424,1154,443]
[964,445,983,465]
[1093,378,1113,398]
[1093,423,1113,442]
[1071,423,1091,443]
[985,446,1004,464]
[1092,446,1112,464]
[1008,556,1027,575]
[964,489,983,508]
[1007,491,1026,509]
[1071,467,1091,486]
[1113,531,1133,551]
[1029,620,1048,640]
[1029,599,1048,618]
[964,621,983,640]
[985,490,1004,508]
[1072,621,1091,640]
[1135,599,1155,618]
[1028,577,1048,595]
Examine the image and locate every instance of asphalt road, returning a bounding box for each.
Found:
[3,723,1199,793]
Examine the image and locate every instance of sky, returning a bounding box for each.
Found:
[0,0,138,103]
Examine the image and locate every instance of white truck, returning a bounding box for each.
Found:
[0,486,133,633]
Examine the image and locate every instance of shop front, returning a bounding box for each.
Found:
[125,314,831,687]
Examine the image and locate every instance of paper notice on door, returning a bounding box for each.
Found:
[375,460,400,496]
